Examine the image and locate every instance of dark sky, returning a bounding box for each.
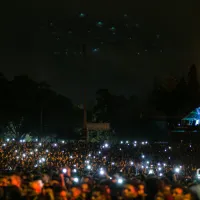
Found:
[0,0,200,103]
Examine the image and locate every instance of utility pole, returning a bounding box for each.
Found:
[40,106,43,136]
[82,44,88,141]
[38,83,44,138]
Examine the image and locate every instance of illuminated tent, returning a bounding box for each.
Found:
[182,107,200,125]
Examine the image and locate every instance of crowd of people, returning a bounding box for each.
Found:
[0,139,200,200]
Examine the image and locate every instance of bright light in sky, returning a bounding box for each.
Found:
[92,48,99,52]
[96,21,103,27]
[79,13,85,18]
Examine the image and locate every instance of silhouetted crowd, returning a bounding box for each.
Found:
[0,140,200,200]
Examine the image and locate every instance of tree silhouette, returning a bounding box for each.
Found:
[93,89,111,122]
[151,76,183,116]
[92,89,141,138]
[188,64,200,108]
[188,64,199,92]
[150,65,200,118]
[175,77,188,115]
[0,74,82,138]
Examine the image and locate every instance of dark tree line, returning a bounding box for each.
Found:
[0,73,142,139]
[0,74,83,138]
[91,64,200,139]
[151,64,200,118]
[0,64,198,140]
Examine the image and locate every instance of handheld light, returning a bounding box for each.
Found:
[100,168,105,175]
[149,169,154,174]
[117,178,123,184]
[175,168,180,173]
[87,165,91,170]
[74,177,79,183]
[197,169,200,179]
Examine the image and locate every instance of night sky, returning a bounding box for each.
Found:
[0,0,200,103]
